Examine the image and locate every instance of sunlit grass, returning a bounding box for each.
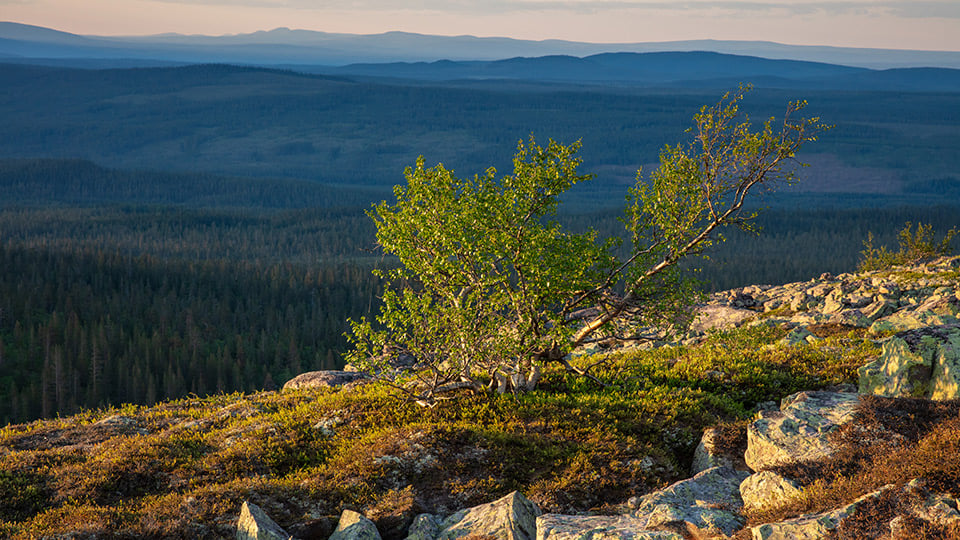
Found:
[0,323,876,538]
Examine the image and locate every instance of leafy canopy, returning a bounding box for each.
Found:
[348,87,827,401]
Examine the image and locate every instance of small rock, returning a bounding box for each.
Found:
[439,491,541,540]
[863,299,897,322]
[405,514,442,540]
[237,501,294,540]
[330,510,382,540]
[778,327,819,347]
[690,305,756,333]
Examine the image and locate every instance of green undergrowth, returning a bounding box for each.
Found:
[0,324,873,539]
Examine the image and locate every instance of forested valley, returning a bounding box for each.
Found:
[1,61,959,425]
[2,159,957,424]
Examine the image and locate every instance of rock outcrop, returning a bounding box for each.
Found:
[283,370,369,391]
[859,324,960,400]
[257,256,960,540]
[744,391,860,472]
[687,256,960,344]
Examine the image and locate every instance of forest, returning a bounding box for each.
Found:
[1,162,957,424]
[1,61,959,424]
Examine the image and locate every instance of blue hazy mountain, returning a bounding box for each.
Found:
[3,21,960,69]
[311,52,866,85]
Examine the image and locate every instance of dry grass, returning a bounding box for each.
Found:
[741,396,960,538]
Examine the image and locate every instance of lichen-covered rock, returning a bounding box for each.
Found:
[629,466,749,538]
[331,510,383,540]
[827,308,870,328]
[891,490,960,538]
[237,501,294,540]
[858,325,960,400]
[690,427,747,475]
[536,514,681,540]
[739,471,803,513]
[863,299,897,321]
[405,514,442,540]
[751,485,892,540]
[778,327,819,347]
[751,480,960,540]
[439,491,541,540]
[868,310,955,334]
[917,291,960,316]
[283,370,369,391]
[858,335,933,398]
[690,304,756,333]
[744,391,860,472]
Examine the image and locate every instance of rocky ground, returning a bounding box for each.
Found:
[3,257,959,539]
[244,256,960,540]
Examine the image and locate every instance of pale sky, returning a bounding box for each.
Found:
[4,0,960,51]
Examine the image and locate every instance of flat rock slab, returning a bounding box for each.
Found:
[630,466,749,538]
[690,305,757,333]
[745,391,860,472]
[536,515,682,540]
[283,370,369,391]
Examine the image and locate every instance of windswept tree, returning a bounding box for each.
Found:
[347,87,827,402]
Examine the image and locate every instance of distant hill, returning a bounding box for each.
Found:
[0,61,958,198]
[3,21,960,69]
[310,51,874,88]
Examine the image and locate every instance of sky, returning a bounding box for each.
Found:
[4,0,960,51]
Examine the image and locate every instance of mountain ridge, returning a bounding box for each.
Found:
[4,21,960,68]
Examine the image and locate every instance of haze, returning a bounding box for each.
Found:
[4,0,960,51]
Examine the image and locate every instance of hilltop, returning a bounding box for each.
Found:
[1,255,958,538]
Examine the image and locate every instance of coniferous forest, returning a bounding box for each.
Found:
[1,61,959,425]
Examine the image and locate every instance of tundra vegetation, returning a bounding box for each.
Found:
[0,323,879,539]
[858,221,959,272]
[348,88,827,400]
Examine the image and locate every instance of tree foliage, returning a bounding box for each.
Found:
[348,87,827,401]
[858,221,958,272]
